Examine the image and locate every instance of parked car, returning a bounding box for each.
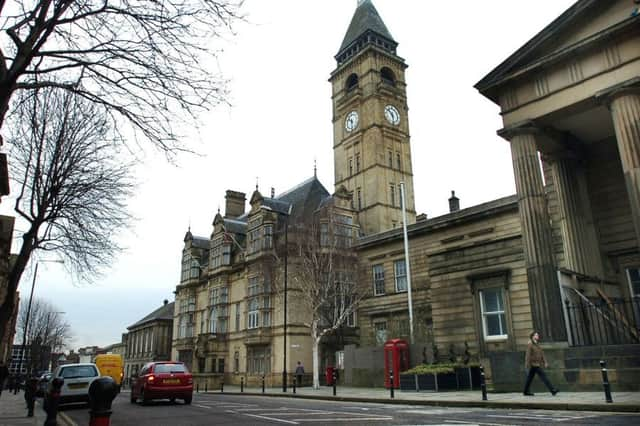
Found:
[130,361,193,405]
[36,372,52,397]
[51,363,100,404]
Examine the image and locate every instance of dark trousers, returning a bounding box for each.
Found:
[524,366,555,393]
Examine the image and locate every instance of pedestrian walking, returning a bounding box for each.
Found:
[523,331,558,396]
[0,360,8,398]
[295,361,305,387]
[24,376,38,417]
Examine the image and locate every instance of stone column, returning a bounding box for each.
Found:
[605,83,640,247]
[499,122,567,342]
[548,152,602,277]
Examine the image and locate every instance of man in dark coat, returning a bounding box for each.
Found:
[0,361,8,397]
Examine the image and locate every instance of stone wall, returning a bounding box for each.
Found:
[488,344,640,392]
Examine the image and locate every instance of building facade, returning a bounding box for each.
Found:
[124,300,174,380]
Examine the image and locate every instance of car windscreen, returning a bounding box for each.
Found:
[60,366,98,379]
[154,364,187,374]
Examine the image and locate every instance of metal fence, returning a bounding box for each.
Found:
[565,297,640,347]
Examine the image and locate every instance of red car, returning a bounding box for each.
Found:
[130,361,193,405]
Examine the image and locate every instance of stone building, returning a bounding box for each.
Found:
[175,0,640,391]
[124,300,174,380]
[0,215,16,364]
[173,178,360,388]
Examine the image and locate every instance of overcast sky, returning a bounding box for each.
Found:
[3,0,577,349]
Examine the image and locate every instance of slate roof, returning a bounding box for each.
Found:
[274,176,331,221]
[338,0,396,56]
[128,301,175,330]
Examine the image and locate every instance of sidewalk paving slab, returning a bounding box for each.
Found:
[0,391,74,426]
[202,385,640,413]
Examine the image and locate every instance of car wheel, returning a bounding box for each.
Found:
[140,388,149,406]
[184,396,192,405]
[169,397,176,404]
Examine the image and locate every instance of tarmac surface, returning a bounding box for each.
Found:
[1,385,639,426]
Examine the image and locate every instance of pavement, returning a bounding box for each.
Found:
[204,384,640,413]
[0,390,74,426]
[3,386,638,426]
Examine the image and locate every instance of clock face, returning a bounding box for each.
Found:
[345,111,359,132]
[384,105,401,125]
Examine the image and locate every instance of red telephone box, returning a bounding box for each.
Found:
[384,339,409,389]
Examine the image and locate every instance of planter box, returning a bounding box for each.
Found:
[400,367,481,392]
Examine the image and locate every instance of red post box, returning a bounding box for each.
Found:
[325,366,335,386]
[384,339,409,389]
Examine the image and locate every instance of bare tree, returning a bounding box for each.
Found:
[289,206,364,389]
[17,297,71,373]
[0,0,243,155]
[0,87,134,347]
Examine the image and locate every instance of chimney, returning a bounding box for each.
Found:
[163,299,168,306]
[225,190,246,218]
[271,187,275,198]
[449,190,460,213]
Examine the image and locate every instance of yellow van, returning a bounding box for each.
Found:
[94,354,124,391]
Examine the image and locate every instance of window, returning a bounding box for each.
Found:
[320,223,329,247]
[390,183,396,206]
[346,309,356,327]
[264,225,273,249]
[380,67,395,86]
[217,358,225,374]
[388,150,393,168]
[248,298,259,329]
[396,152,401,170]
[349,158,353,176]
[178,295,196,338]
[335,214,354,248]
[479,288,507,340]
[247,346,271,374]
[357,188,362,210]
[181,252,200,282]
[234,351,240,373]
[373,264,385,296]
[374,321,387,346]
[211,237,231,268]
[346,73,359,92]
[394,260,407,292]
[355,154,361,173]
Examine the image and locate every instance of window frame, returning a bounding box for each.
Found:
[479,287,508,341]
[372,264,385,296]
[468,270,513,350]
[394,259,407,292]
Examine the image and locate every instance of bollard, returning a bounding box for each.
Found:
[240,377,244,393]
[205,381,208,393]
[480,365,487,401]
[88,376,118,426]
[600,360,613,403]
[44,378,64,426]
[262,375,265,394]
[389,369,395,399]
[292,375,296,394]
[196,382,200,393]
[221,379,224,393]
[332,369,337,396]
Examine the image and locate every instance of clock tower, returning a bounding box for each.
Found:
[330,0,416,236]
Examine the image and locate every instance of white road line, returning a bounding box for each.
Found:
[242,413,299,424]
[445,420,514,426]
[194,404,211,409]
[293,417,393,423]
[403,409,474,415]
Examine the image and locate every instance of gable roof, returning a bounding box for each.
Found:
[128,301,175,330]
[338,0,396,56]
[275,176,331,221]
[474,0,640,102]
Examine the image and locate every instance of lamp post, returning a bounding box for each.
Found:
[14,259,64,392]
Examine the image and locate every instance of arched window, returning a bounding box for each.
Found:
[346,73,359,92]
[381,67,396,86]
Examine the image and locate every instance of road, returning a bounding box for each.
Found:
[63,391,640,425]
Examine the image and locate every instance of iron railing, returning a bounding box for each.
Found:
[564,296,640,347]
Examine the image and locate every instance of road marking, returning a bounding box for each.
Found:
[488,414,598,423]
[242,413,299,424]
[403,409,474,415]
[445,420,513,426]
[194,404,211,409]
[293,417,393,423]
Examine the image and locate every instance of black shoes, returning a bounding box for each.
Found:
[523,392,534,396]
[551,389,558,396]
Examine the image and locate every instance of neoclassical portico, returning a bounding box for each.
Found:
[477,0,640,341]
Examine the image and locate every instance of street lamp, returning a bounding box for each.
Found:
[14,259,64,392]
[281,206,291,393]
